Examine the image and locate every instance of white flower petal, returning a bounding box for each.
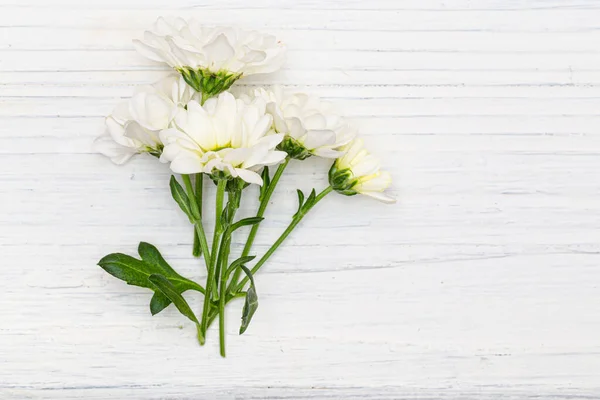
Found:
[123,121,159,146]
[360,191,397,204]
[254,88,356,159]
[235,168,264,186]
[129,92,175,131]
[161,91,284,180]
[312,148,344,158]
[260,150,287,166]
[203,33,235,70]
[134,18,286,76]
[302,129,336,150]
[170,153,203,174]
[351,154,380,178]
[256,133,284,148]
[93,135,137,165]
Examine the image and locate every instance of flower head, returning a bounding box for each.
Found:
[133,18,286,98]
[93,74,194,164]
[329,139,395,203]
[160,91,287,185]
[249,87,355,160]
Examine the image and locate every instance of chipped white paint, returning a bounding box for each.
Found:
[1,0,600,398]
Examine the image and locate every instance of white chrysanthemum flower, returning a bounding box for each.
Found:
[160,91,287,185]
[248,87,355,160]
[93,74,194,164]
[133,17,286,98]
[329,139,395,204]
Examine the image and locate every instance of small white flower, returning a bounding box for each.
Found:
[249,87,355,160]
[93,74,194,164]
[133,18,286,97]
[329,139,395,204]
[160,91,287,185]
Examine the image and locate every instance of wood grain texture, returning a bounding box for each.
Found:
[1,0,600,398]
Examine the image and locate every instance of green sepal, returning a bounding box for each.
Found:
[277,136,312,160]
[239,266,259,335]
[177,67,243,100]
[145,144,164,158]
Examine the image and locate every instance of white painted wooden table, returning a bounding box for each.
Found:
[2,0,599,398]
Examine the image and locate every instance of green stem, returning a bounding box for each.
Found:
[200,179,227,337]
[219,259,227,357]
[193,223,211,271]
[183,174,211,270]
[206,291,246,332]
[218,189,241,357]
[195,174,203,217]
[209,180,226,297]
[182,175,200,220]
[227,159,290,294]
[234,186,333,293]
[192,174,204,257]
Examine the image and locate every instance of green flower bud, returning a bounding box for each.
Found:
[328,163,358,196]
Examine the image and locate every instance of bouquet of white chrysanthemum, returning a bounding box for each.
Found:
[94,17,395,356]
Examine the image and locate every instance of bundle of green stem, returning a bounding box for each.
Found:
[178,163,331,356]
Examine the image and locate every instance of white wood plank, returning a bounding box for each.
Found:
[1,1,600,398]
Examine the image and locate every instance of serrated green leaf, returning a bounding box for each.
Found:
[170,175,194,223]
[239,266,259,335]
[149,274,199,325]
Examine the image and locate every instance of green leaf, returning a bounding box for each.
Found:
[229,217,264,233]
[299,188,317,214]
[149,292,171,315]
[297,189,305,208]
[98,243,204,315]
[98,253,156,287]
[220,203,231,230]
[225,255,256,277]
[306,188,316,206]
[149,274,200,325]
[170,175,194,223]
[239,266,259,335]
[192,228,202,257]
[138,242,177,275]
[295,189,305,216]
[259,167,270,201]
